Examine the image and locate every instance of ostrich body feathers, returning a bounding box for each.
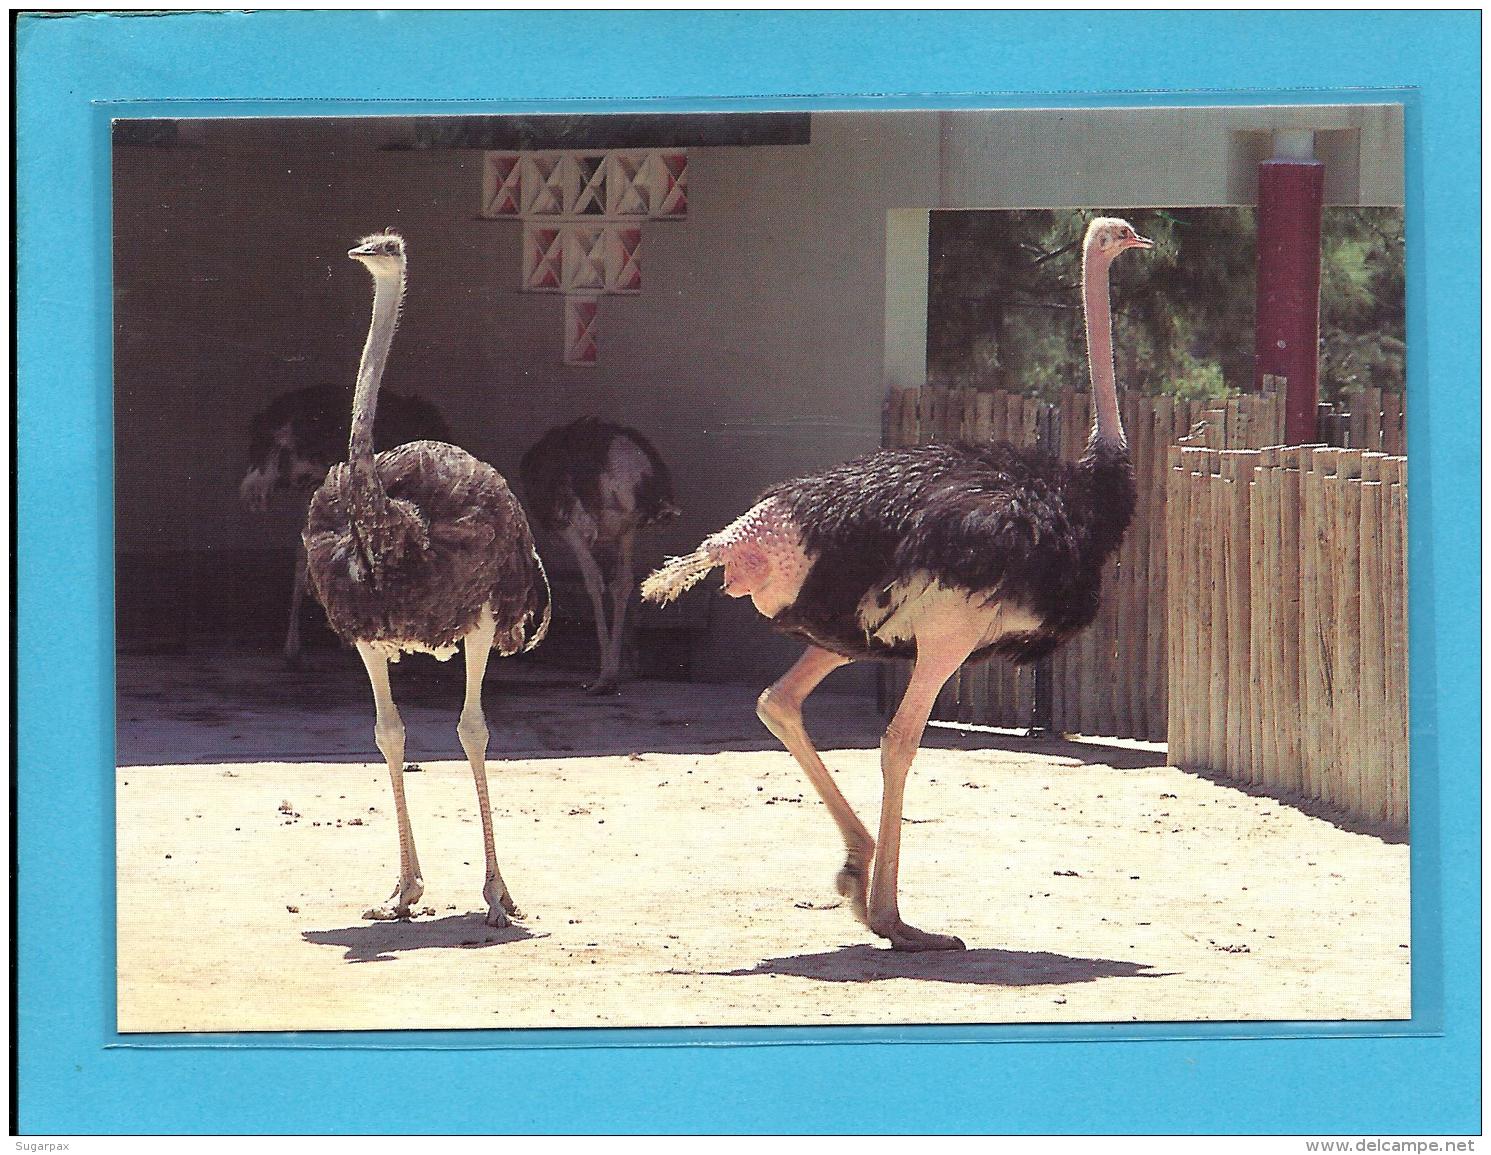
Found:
[766,438,1135,663]
[304,439,551,659]
[646,437,1135,665]
[520,417,679,546]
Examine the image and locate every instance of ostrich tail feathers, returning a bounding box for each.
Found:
[523,549,553,653]
[641,548,718,605]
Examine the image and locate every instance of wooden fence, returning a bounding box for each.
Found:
[882,384,1406,746]
[1165,445,1408,832]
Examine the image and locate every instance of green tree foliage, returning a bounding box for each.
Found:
[927,207,1403,403]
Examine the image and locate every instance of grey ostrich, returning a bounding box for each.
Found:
[239,384,451,664]
[520,418,679,691]
[303,232,551,927]
[644,216,1152,951]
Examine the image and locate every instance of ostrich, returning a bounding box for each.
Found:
[643,216,1152,951]
[302,232,551,927]
[520,418,680,691]
[239,384,451,664]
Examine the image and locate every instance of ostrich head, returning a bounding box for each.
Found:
[348,231,406,275]
[1085,216,1153,262]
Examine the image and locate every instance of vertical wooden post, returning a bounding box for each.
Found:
[1029,397,1058,735]
[1148,394,1173,741]
[1358,454,1388,822]
[1387,457,1409,828]
[1334,451,1364,814]
[1249,449,1274,787]
[1276,446,1309,795]
[1222,452,1256,781]
[1165,444,1183,763]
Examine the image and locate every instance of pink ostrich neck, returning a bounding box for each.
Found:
[1082,243,1126,449]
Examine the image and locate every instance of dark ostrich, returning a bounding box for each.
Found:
[643,216,1151,951]
[520,417,679,691]
[239,384,452,664]
[302,232,551,927]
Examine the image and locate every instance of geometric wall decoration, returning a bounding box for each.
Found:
[563,297,600,366]
[481,149,686,364]
[482,150,688,223]
[520,224,643,295]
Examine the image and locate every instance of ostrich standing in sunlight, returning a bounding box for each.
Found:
[303,232,551,927]
[644,217,1152,951]
[520,418,679,691]
[239,384,451,664]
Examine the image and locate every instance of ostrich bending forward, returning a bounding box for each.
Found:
[239,384,451,664]
[643,217,1151,951]
[303,233,551,926]
[520,418,679,691]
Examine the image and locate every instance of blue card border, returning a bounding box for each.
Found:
[15,10,1480,1135]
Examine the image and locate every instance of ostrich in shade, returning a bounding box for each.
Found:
[643,216,1152,951]
[239,384,451,664]
[520,418,680,692]
[303,232,551,927]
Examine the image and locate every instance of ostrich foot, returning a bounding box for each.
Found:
[835,855,873,927]
[870,917,966,953]
[584,678,619,696]
[483,881,522,927]
[363,876,424,921]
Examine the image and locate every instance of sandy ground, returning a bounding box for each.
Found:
[116,647,1411,1033]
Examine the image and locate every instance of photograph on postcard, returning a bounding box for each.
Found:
[112,106,1409,1033]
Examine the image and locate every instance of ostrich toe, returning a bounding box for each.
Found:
[363,875,424,921]
[870,916,966,952]
[483,880,522,927]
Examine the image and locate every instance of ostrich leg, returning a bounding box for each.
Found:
[356,642,424,920]
[561,526,615,692]
[868,626,979,951]
[757,645,876,924]
[600,528,636,688]
[457,608,521,927]
[283,540,309,666]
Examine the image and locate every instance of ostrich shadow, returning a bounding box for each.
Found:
[302,913,547,963]
[701,944,1171,987]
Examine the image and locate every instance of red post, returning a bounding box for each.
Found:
[1255,157,1325,444]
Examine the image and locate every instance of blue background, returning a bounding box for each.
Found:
[14,10,1480,1135]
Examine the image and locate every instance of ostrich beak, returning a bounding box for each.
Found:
[348,243,373,259]
[1128,234,1155,250]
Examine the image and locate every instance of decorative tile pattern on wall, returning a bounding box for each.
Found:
[481,149,686,363]
[482,151,688,222]
[563,297,600,366]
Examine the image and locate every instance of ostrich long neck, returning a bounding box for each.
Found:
[1081,246,1125,450]
[347,267,403,483]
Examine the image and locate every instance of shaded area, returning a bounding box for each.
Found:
[1180,763,1410,846]
[302,913,546,963]
[115,644,875,765]
[117,643,1171,771]
[703,943,1170,987]
[923,721,1169,772]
